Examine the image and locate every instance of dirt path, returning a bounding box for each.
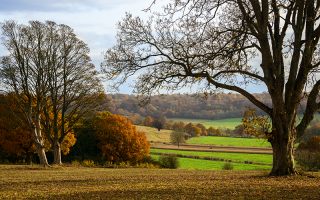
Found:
[151,143,273,154]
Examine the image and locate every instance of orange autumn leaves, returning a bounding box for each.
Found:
[0,94,76,158]
[95,113,151,163]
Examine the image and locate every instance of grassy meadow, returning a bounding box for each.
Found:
[187,136,273,147]
[1,165,319,199]
[202,117,243,129]
[167,118,212,124]
[135,125,173,143]
[150,154,271,170]
[150,149,273,165]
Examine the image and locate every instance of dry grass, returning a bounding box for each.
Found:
[135,125,172,143]
[0,165,320,199]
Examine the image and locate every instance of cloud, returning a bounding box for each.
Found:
[0,0,145,13]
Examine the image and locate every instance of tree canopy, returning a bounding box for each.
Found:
[102,0,320,175]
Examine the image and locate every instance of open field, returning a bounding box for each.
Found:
[167,118,212,124]
[150,155,271,170]
[135,125,172,142]
[187,136,300,147]
[150,149,273,165]
[202,117,243,129]
[187,136,272,147]
[0,165,319,199]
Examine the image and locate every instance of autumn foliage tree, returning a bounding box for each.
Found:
[0,94,36,164]
[0,94,77,164]
[297,136,320,152]
[196,123,207,136]
[207,126,216,136]
[95,113,151,163]
[143,116,153,126]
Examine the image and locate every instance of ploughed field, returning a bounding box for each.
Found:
[0,165,319,199]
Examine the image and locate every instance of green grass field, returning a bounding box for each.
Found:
[202,117,243,129]
[167,118,212,124]
[150,154,272,170]
[187,136,301,147]
[187,136,273,147]
[150,149,273,164]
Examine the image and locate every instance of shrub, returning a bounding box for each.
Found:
[222,162,234,170]
[82,159,96,167]
[158,155,180,169]
[244,160,253,164]
[212,157,219,161]
[71,160,81,166]
[204,156,213,160]
[294,150,320,171]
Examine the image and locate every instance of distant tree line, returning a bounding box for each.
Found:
[108,92,308,120]
[134,115,249,140]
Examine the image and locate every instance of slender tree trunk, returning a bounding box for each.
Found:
[34,142,49,167]
[52,142,62,165]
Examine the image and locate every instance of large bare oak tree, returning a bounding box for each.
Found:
[101,0,320,175]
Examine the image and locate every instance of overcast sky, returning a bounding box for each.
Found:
[0,0,267,94]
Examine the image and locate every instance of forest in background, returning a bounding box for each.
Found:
[108,92,307,120]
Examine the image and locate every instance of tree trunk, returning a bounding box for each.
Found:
[52,142,62,165]
[269,128,298,175]
[34,142,50,167]
[26,152,32,165]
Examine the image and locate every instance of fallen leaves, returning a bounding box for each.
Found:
[0,166,319,199]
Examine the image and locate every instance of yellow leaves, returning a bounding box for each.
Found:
[241,106,271,139]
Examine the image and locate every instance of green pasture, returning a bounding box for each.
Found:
[187,136,272,147]
[202,117,243,129]
[150,149,273,165]
[187,136,300,147]
[150,154,272,170]
[167,118,212,124]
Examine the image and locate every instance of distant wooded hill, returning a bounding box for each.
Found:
[107,92,307,120]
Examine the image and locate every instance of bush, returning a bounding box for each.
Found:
[204,156,213,160]
[82,159,96,167]
[71,160,81,166]
[158,155,180,169]
[294,150,320,171]
[222,162,234,170]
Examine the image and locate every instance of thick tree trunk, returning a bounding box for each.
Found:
[52,142,62,165]
[26,152,32,165]
[270,134,298,175]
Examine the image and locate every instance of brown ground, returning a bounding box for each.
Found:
[151,143,273,154]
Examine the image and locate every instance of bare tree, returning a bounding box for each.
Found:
[0,20,52,166]
[101,0,320,175]
[40,21,107,165]
[0,20,107,166]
